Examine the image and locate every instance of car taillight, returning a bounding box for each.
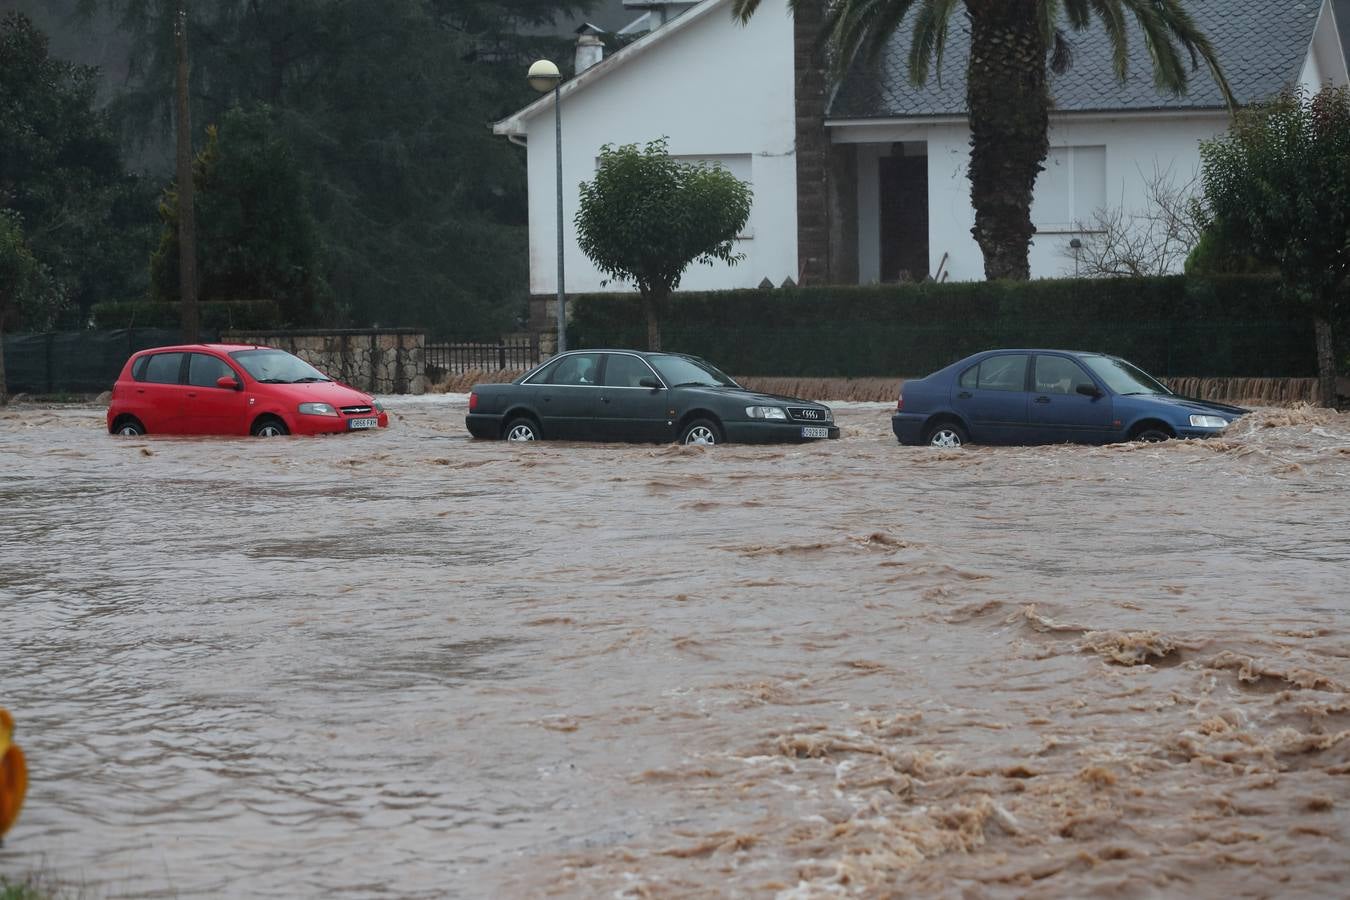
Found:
[468,391,478,412]
[896,394,904,412]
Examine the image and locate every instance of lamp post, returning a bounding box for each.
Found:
[528,59,566,354]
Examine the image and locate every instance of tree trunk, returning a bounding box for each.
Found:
[175,3,200,343]
[1314,315,1338,408]
[792,0,830,285]
[641,288,662,352]
[0,323,8,405]
[965,1,1048,281]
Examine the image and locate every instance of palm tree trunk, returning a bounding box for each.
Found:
[1314,315,1337,408]
[965,0,1048,281]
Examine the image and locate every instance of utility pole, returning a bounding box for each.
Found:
[175,1,199,343]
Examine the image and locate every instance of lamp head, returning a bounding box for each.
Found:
[528,59,562,93]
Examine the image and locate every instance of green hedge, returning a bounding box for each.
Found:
[568,276,1315,377]
[91,299,281,331]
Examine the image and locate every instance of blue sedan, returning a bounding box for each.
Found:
[892,349,1248,447]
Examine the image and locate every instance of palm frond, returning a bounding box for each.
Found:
[908,0,960,85]
[1085,0,1130,81]
[1117,0,1235,107]
[1062,0,1092,31]
[1050,28,1074,76]
[730,0,763,24]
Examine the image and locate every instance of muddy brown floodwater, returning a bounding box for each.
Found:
[1,398,1347,898]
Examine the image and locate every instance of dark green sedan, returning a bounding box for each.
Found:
[465,350,840,445]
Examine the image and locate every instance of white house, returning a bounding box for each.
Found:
[494,0,1350,308]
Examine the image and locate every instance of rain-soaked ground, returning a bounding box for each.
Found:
[1,397,1347,898]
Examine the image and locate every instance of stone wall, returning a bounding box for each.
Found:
[224,329,427,395]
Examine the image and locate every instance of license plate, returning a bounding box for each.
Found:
[348,417,379,430]
[801,426,829,439]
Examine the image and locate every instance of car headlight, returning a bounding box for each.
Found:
[745,406,787,420]
[298,402,339,417]
[372,397,385,412]
[1189,414,1228,428]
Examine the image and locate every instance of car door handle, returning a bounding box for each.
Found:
[600,396,611,404]
[541,395,552,403]
[187,392,198,398]
[1034,396,1051,403]
[957,391,972,399]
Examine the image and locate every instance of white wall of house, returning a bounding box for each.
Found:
[513,0,798,296]
[835,113,1230,282]
[1301,0,1350,92]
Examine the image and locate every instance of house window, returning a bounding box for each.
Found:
[674,154,753,239]
[1032,146,1105,233]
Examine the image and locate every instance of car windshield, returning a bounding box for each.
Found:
[1080,355,1171,396]
[648,354,739,388]
[230,349,331,384]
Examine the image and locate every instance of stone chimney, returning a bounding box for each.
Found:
[575,27,604,74]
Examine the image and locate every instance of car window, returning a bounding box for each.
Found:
[976,355,1028,392]
[230,349,330,384]
[547,353,602,386]
[958,365,978,389]
[602,354,657,388]
[1034,356,1091,395]
[142,353,185,385]
[188,353,238,388]
[1080,355,1170,395]
[647,354,738,388]
[522,358,560,385]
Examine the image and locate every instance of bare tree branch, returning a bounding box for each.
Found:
[1063,163,1205,277]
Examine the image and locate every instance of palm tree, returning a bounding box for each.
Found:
[733,0,1233,280]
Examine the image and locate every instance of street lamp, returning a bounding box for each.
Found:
[528,59,566,354]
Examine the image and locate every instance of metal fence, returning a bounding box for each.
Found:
[425,337,539,377]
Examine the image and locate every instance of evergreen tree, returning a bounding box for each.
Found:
[0,12,157,323]
[77,0,599,337]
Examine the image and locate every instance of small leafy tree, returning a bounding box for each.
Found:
[1200,86,1350,407]
[575,139,753,350]
[0,211,64,402]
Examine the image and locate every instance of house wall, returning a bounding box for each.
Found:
[835,113,1230,282]
[521,0,798,297]
[1301,0,1350,91]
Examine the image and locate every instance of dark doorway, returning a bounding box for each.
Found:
[879,154,930,282]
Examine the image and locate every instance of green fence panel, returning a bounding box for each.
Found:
[2,328,218,394]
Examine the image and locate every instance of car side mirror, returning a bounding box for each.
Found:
[638,376,661,389]
[1075,383,1102,398]
[217,376,241,390]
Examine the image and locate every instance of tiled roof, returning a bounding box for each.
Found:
[828,0,1324,119]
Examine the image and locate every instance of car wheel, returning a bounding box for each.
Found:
[252,417,289,437]
[113,418,145,436]
[680,419,722,446]
[504,418,540,442]
[925,421,968,448]
[1133,426,1172,443]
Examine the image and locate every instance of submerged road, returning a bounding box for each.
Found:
[1,398,1347,897]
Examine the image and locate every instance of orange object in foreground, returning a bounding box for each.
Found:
[0,708,27,846]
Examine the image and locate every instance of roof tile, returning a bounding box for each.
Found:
[828,0,1324,119]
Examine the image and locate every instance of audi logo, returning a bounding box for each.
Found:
[800,410,819,419]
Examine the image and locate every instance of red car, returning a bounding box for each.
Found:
[106,344,389,437]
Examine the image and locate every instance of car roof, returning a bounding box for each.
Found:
[132,343,277,354]
[550,349,689,358]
